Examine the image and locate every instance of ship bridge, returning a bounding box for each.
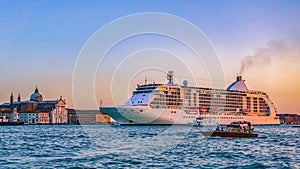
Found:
[125,83,161,106]
[125,71,181,107]
[133,84,162,94]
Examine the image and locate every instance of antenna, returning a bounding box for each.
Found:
[167,70,174,84]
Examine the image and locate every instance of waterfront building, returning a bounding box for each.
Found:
[277,113,300,124]
[0,87,67,124]
[67,109,111,124]
[5,108,18,122]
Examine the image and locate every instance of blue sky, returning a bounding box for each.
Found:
[1,0,300,112]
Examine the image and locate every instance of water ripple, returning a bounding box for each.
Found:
[0,125,299,168]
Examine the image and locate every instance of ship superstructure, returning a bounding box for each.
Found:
[100,71,280,125]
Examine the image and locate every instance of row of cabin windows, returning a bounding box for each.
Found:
[184,93,246,97]
[185,98,244,103]
[183,89,254,97]
[202,116,244,120]
[165,94,258,103]
[183,116,196,118]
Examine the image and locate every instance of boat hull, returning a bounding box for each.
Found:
[100,106,194,125]
[0,121,24,126]
[100,106,280,125]
[198,114,280,126]
[201,131,258,138]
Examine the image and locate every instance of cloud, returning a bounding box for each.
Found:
[239,40,300,74]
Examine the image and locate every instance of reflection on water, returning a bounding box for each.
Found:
[0,125,299,168]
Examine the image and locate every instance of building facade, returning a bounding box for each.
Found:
[67,109,111,124]
[277,114,300,124]
[0,87,67,124]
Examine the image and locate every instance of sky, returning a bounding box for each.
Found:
[0,0,300,113]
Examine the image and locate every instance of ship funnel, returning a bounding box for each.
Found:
[227,75,248,91]
[237,75,242,81]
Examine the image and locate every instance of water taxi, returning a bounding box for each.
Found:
[200,121,258,138]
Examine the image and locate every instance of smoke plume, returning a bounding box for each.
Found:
[239,40,300,74]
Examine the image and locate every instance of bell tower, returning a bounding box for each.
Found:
[18,94,21,102]
[10,93,14,105]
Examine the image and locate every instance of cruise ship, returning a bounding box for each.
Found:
[100,71,280,125]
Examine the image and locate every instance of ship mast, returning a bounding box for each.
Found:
[167,71,174,84]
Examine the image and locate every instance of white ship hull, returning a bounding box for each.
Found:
[101,106,193,125]
[100,106,280,125]
[198,114,280,126]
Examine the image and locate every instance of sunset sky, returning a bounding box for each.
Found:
[0,0,299,113]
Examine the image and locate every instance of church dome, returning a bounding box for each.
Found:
[30,87,43,102]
